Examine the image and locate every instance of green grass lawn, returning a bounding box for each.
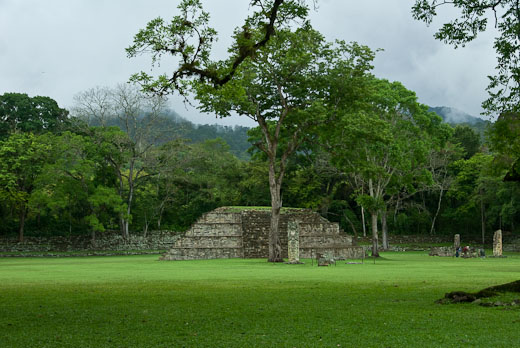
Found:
[1,252,520,347]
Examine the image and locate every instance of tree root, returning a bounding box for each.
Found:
[436,280,520,304]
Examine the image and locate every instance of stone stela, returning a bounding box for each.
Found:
[493,229,503,257]
[287,220,300,263]
[454,234,460,249]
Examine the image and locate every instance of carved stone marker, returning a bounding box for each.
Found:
[493,229,503,257]
[454,234,460,249]
[287,220,300,263]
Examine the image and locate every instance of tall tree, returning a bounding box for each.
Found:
[0,133,51,241]
[126,0,375,261]
[452,125,481,159]
[326,78,441,256]
[193,25,373,261]
[426,141,461,235]
[73,85,169,238]
[448,153,500,241]
[147,138,245,232]
[489,112,520,180]
[31,132,125,241]
[0,93,69,139]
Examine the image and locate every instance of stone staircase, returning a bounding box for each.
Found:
[160,211,244,260]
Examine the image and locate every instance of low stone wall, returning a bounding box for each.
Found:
[358,235,452,245]
[429,246,454,257]
[0,231,180,253]
[161,247,243,261]
[504,236,520,252]
[504,244,520,252]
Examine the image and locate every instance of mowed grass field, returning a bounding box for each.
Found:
[1,252,520,348]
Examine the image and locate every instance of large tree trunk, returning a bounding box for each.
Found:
[119,217,129,239]
[143,213,149,237]
[344,210,358,238]
[18,208,26,243]
[381,210,389,250]
[361,206,367,237]
[268,163,283,262]
[480,189,485,245]
[123,219,130,239]
[371,211,379,257]
[122,165,135,239]
[430,187,445,235]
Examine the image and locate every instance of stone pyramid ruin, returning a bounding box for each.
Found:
[160,207,364,261]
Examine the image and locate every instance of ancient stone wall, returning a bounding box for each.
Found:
[160,210,244,261]
[0,207,365,260]
[299,219,354,258]
[241,210,288,258]
[160,207,363,261]
[501,234,520,252]
[429,246,454,257]
[0,230,179,253]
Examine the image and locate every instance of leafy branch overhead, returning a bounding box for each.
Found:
[412,0,520,115]
[126,0,309,96]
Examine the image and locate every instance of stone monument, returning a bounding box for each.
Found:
[454,234,460,249]
[287,220,301,263]
[493,229,503,257]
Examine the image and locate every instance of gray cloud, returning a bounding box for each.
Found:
[0,0,497,126]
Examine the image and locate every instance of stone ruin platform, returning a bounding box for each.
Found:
[160,207,364,261]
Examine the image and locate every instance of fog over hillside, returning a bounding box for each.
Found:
[429,106,487,125]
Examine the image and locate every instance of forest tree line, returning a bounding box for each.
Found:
[0,86,518,249]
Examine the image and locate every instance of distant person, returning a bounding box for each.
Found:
[455,246,461,258]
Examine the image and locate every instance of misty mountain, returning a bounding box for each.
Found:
[429,106,487,125]
[429,106,490,138]
[163,110,252,160]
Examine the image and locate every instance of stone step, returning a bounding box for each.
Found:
[300,246,365,259]
[300,236,352,245]
[198,213,242,224]
[187,224,242,237]
[160,247,244,260]
[173,237,243,248]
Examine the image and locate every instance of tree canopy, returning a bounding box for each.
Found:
[0,93,69,139]
[126,0,311,96]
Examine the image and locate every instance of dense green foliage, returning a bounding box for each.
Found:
[1,253,520,347]
[0,93,69,139]
[1,1,520,251]
[1,90,520,247]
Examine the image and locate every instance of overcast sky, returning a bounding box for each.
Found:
[0,0,497,127]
